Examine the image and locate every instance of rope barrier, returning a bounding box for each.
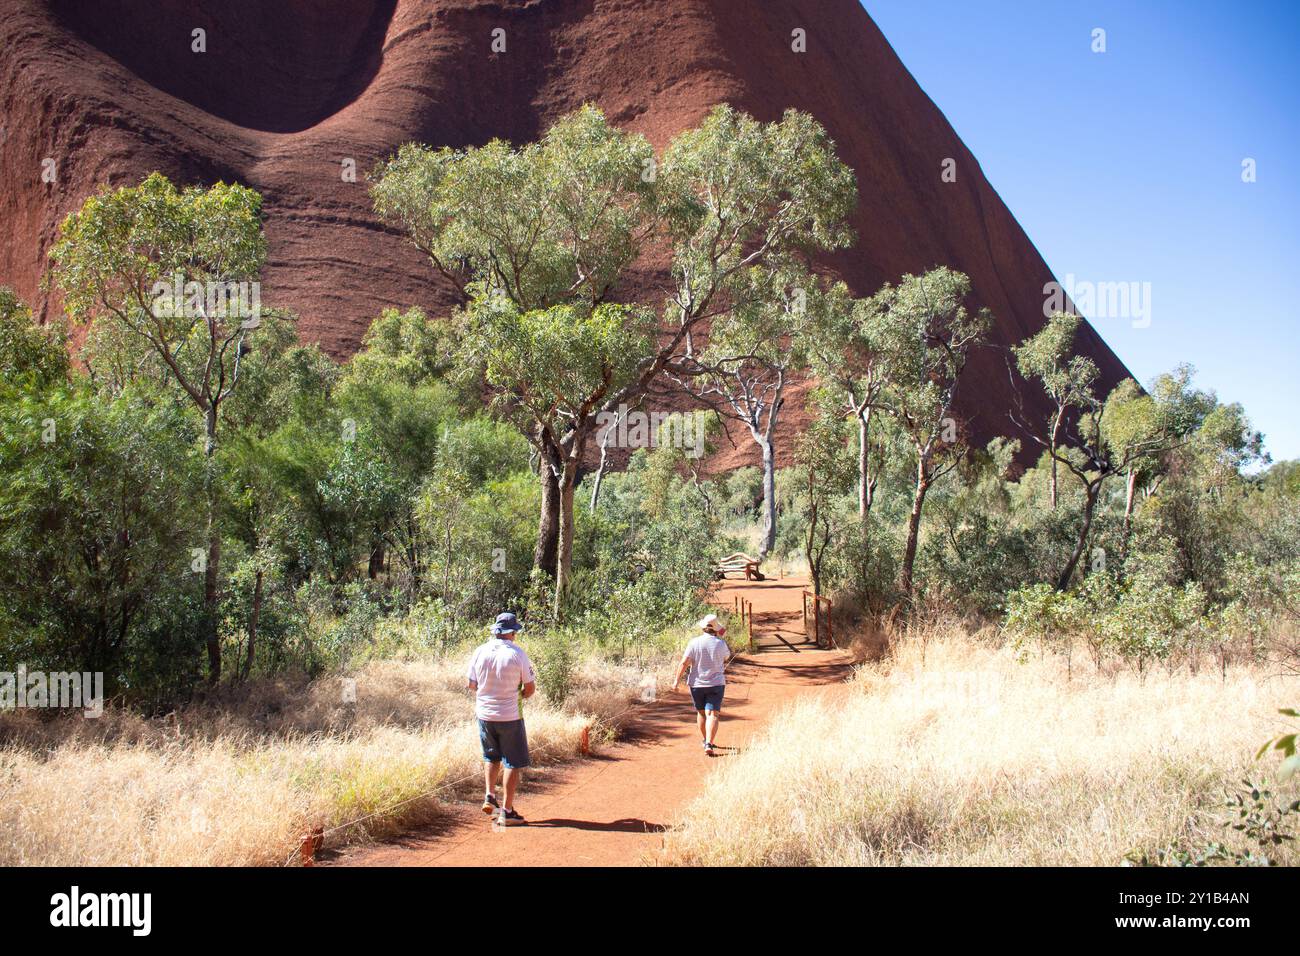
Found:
[280,734,582,867]
[281,766,479,867]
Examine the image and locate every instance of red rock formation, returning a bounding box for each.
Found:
[0,0,1130,468]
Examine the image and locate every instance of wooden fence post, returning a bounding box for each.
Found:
[299,826,323,867]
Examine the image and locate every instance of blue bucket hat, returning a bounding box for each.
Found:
[490,612,523,636]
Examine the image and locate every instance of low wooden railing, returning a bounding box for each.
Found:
[802,590,833,649]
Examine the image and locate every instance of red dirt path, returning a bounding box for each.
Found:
[333,574,852,867]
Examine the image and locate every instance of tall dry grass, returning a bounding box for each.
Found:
[661,625,1299,866]
[0,655,664,866]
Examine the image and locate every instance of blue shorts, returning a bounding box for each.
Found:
[479,718,530,769]
[690,685,725,712]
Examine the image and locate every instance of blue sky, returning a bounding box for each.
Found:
[866,0,1300,461]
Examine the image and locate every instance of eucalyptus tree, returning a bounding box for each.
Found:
[1011,311,1099,509]
[470,297,650,613]
[49,172,267,680]
[1011,310,1254,588]
[373,104,856,607]
[627,106,856,568]
[793,397,858,599]
[873,267,990,598]
[803,281,892,520]
[680,269,828,559]
[373,105,657,585]
[1013,344,1207,589]
[1,290,205,686]
[1108,367,1262,548]
[1138,376,1266,585]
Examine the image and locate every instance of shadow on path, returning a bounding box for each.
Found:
[529,817,666,833]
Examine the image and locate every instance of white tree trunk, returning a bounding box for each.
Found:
[758,434,776,560]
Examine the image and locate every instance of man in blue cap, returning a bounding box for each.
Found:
[466,612,536,825]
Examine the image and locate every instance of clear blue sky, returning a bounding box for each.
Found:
[866,0,1300,462]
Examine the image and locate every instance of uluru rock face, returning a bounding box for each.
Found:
[0,0,1130,468]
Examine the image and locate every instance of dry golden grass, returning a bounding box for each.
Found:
[661,625,1299,866]
[0,654,660,866]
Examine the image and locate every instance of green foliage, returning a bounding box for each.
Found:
[0,287,69,390]
[1004,583,1078,660]
[471,297,652,433]
[416,470,538,618]
[1261,460,1300,498]
[1211,555,1300,660]
[919,444,1073,614]
[659,105,856,262]
[1100,378,1181,471]
[1131,712,1300,867]
[578,444,734,626]
[47,171,277,679]
[372,104,655,311]
[786,400,859,593]
[874,268,991,441]
[781,268,991,600]
[1215,780,1298,864]
[1012,311,1099,410]
[49,173,267,412]
[1006,562,1208,669]
[311,581,387,671]
[1128,779,1297,867]
[1257,708,1300,783]
[437,417,531,487]
[719,466,763,522]
[531,635,576,705]
[375,103,858,613]
[0,379,206,696]
[348,306,457,389]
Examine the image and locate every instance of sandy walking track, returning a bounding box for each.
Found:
[333,575,852,867]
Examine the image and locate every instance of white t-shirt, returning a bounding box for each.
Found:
[466,638,537,722]
[683,633,729,688]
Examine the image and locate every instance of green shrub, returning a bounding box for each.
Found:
[0,380,207,697]
[531,636,575,705]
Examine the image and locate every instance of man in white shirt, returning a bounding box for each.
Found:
[466,612,536,825]
[672,613,730,755]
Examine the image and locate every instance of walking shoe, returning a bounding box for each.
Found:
[704,741,715,755]
[499,808,527,826]
[481,793,499,815]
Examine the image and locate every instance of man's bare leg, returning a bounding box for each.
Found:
[484,760,502,798]
[503,767,522,812]
[696,709,707,743]
[705,710,720,745]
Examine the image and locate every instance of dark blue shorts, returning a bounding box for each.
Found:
[689,685,725,712]
[479,718,530,769]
